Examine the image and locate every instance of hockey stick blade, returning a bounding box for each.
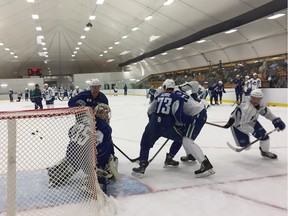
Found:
[206,122,229,129]
[113,143,139,163]
[226,128,279,152]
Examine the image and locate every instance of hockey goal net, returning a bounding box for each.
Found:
[0,107,116,216]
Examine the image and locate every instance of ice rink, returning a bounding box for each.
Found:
[0,95,287,216]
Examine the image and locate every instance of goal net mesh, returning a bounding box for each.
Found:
[0,107,116,216]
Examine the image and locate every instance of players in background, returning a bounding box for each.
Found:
[71,86,82,98]
[68,78,108,108]
[43,83,55,108]
[208,82,219,105]
[234,75,243,104]
[30,84,43,109]
[113,84,118,96]
[54,87,58,100]
[9,89,13,102]
[250,73,262,90]
[223,89,285,159]
[147,86,156,104]
[24,88,29,101]
[16,92,22,102]
[243,75,252,102]
[132,79,195,177]
[123,84,128,96]
[217,81,226,104]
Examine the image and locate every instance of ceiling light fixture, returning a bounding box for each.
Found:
[36,26,42,31]
[89,15,96,20]
[84,27,90,31]
[75,47,79,50]
[100,54,103,57]
[149,57,155,59]
[78,42,82,45]
[96,0,105,4]
[145,16,153,21]
[32,14,39,19]
[176,47,184,50]
[114,41,120,45]
[267,13,285,19]
[122,35,128,39]
[161,52,168,55]
[196,39,206,43]
[5,48,10,51]
[225,29,237,34]
[163,0,174,6]
[131,27,139,31]
[0,42,4,46]
[108,47,113,49]
[80,35,85,39]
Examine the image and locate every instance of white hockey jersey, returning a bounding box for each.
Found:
[44,87,55,101]
[230,100,276,134]
[249,78,261,90]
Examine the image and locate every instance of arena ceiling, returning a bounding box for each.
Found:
[0,0,286,79]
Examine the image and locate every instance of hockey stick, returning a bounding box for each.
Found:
[206,122,229,129]
[112,143,139,163]
[148,139,169,163]
[226,128,279,152]
[231,101,238,106]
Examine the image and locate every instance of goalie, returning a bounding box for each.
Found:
[47,103,118,192]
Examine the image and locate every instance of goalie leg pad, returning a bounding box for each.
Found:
[47,157,78,187]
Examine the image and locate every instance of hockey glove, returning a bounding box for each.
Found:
[272,118,286,131]
[223,118,235,128]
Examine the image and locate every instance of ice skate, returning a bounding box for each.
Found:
[163,153,179,168]
[195,156,215,178]
[180,154,197,163]
[132,161,148,178]
[259,147,277,159]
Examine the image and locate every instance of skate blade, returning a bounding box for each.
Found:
[181,160,197,165]
[131,171,144,178]
[195,169,215,178]
[163,164,179,168]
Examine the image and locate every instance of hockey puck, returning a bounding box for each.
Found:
[32,132,35,135]
[40,137,43,139]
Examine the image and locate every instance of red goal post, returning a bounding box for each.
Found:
[0,107,116,216]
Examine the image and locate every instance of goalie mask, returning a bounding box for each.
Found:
[94,103,111,123]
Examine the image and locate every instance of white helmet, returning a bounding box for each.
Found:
[218,81,223,85]
[189,81,199,93]
[245,75,249,79]
[253,73,257,77]
[90,79,101,87]
[75,86,79,89]
[162,79,175,89]
[250,89,263,98]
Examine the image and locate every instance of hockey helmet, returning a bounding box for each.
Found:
[250,89,263,98]
[162,79,175,89]
[90,79,101,87]
[245,75,249,79]
[94,103,111,123]
[253,73,257,77]
[75,86,79,89]
[218,81,223,85]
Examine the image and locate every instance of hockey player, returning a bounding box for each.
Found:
[208,82,220,105]
[168,81,215,177]
[224,89,285,159]
[9,89,13,102]
[71,86,82,97]
[68,78,108,108]
[47,104,118,191]
[24,88,29,101]
[250,73,262,90]
[43,83,55,108]
[16,92,22,102]
[113,84,118,96]
[30,84,43,109]
[147,86,156,104]
[243,75,252,102]
[217,81,226,104]
[132,79,195,177]
[234,75,243,104]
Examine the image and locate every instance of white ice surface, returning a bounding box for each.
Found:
[0,96,287,216]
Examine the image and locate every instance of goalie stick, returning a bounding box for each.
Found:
[226,128,279,152]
